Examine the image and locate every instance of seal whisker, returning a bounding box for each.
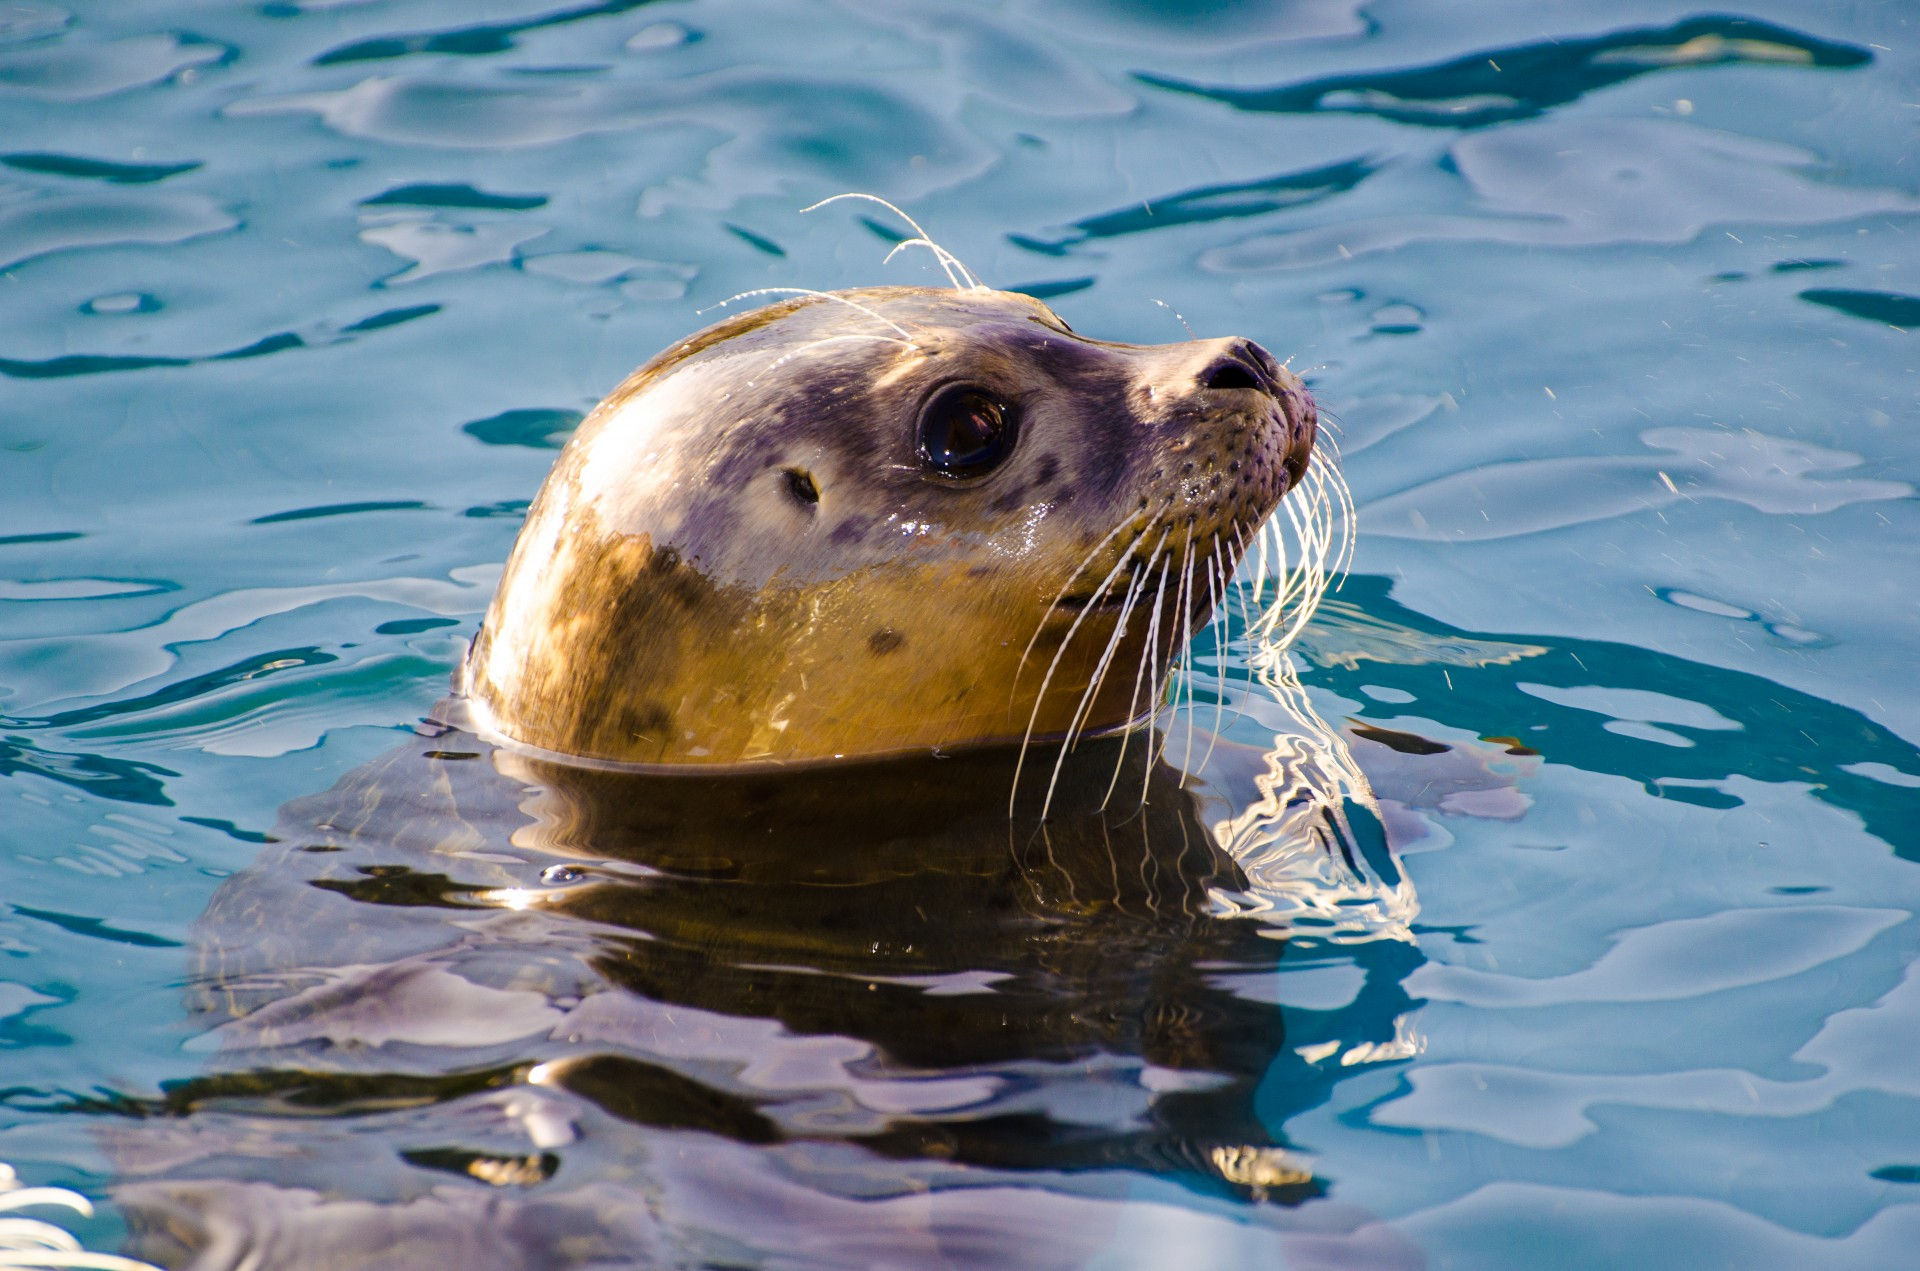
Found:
[1190,537,1236,774]
[1099,528,1171,810]
[1277,494,1323,651]
[1014,502,1167,687]
[699,287,919,343]
[1129,553,1173,813]
[800,193,982,290]
[1164,538,1201,782]
[1167,541,1198,783]
[1008,535,1147,815]
[1220,538,1268,735]
[1039,563,1150,820]
[1248,512,1273,612]
[1320,450,1358,581]
[1149,299,1197,339]
[1253,515,1291,641]
[1149,540,1195,782]
[883,236,983,291]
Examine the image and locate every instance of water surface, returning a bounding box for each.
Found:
[1,1,1917,1266]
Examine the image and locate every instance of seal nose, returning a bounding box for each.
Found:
[1198,339,1278,395]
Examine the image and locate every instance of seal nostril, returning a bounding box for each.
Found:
[784,467,819,507]
[1201,360,1262,392]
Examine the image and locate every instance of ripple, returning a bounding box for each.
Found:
[723,223,784,256]
[0,578,167,601]
[1397,1183,1920,1268]
[229,73,991,199]
[9,904,179,948]
[250,500,431,525]
[191,964,561,1051]
[1407,905,1905,1008]
[1383,956,1920,1148]
[1800,289,1920,329]
[1515,684,1739,733]
[359,216,549,286]
[0,152,200,184]
[0,983,56,1021]
[0,735,174,806]
[0,32,226,101]
[1361,426,1912,542]
[312,0,655,66]
[521,248,646,285]
[1019,0,1365,51]
[360,182,546,211]
[0,3,68,46]
[0,192,235,271]
[1,568,491,703]
[625,21,693,52]
[47,647,450,757]
[1842,762,1920,790]
[1654,588,1834,649]
[1007,276,1093,300]
[1204,120,1920,271]
[1141,15,1869,128]
[461,408,581,449]
[1010,156,1376,255]
[0,303,438,379]
[338,302,440,333]
[79,290,161,314]
[0,531,82,546]
[847,1,1132,118]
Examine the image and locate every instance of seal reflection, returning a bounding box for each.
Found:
[116,724,1420,1267]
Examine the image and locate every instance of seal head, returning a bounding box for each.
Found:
[461,285,1316,767]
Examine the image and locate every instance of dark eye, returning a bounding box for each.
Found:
[917,385,1017,479]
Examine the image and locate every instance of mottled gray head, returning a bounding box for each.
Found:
[463,286,1319,769]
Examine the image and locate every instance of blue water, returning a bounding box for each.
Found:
[3,1,1918,1266]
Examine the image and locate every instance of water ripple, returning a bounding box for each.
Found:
[0,192,234,271]
[1204,120,1920,271]
[1141,15,1870,128]
[0,31,226,101]
[1361,426,1912,542]
[1407,905,1906,1009]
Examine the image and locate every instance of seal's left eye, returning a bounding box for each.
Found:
[918,386,1017,479]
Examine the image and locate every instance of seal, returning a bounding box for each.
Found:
[458,283,1319,771]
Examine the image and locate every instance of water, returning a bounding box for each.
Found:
[1,1,1916,1266]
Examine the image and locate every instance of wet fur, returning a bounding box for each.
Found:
[462,285,1321,779]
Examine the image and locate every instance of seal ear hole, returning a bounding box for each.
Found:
[783,467,820,507]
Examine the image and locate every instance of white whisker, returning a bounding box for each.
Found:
[1150,299,1196,339]
[1133,550,1172,811]
[1040,564,1149,820]
[1191,537,1235,773]
[1008,536,1143,815]
[800,193,982,289]
[1013,508,1157,689]
[883,236,983,291]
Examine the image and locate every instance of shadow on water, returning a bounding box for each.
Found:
[95,724,1418,1266]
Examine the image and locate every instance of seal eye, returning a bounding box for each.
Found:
[918,386,1017,479]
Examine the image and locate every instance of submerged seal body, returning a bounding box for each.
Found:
[461,285,1317,768]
